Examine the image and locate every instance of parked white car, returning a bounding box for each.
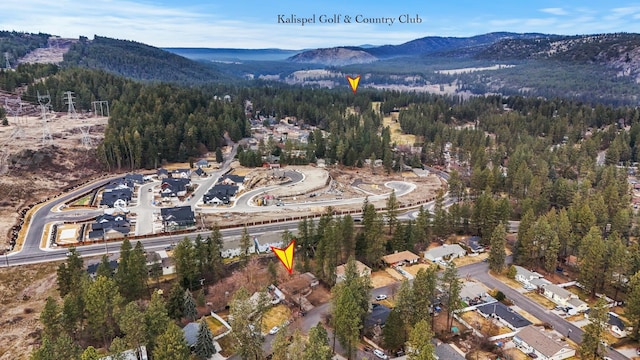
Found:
[268,326,280,335]
[373,349,388,359]
[375,294,387,301]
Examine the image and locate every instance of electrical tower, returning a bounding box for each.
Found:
[91,100,110,117]
[5,97,24,139]
[38,91,53,145]
[4,53,10,69]
[80,125,92,148]
[64,91,78,119]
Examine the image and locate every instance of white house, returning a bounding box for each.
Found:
[335,260,371,284]
[514,266,543,286]
[541,284,574,307]
[513,325,576,360]
[424,244,467,262]
[567,297,589,313]
[99,346,148,360]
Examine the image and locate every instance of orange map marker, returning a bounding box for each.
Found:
[347,75,360,94]
[271,239,295,274]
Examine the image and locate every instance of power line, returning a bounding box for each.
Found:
[91,100,109,117]
[64,91,78,119]
[37,90,53,145]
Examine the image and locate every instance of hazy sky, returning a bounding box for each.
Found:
[3,0,640,49]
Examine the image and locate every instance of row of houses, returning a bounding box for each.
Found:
[203,175,245,205]
[100,174,145,208]
[514,266,588,312]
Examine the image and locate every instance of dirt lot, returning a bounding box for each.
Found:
[460,310,512,337]
[306,285,331,306]
[403,263,433,277]
[0,261,61,360]
[370,270,397,288]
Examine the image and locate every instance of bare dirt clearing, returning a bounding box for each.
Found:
[0,262,60,360]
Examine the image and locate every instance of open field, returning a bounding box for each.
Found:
[204,315,228,337]
[382,112,417,146]
[453,253,487,267]
[435,64,515,75]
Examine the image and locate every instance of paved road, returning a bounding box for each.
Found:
[458,258,625,360]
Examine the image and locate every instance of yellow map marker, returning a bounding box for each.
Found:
[347,75,361,94]
[271,239,295,274]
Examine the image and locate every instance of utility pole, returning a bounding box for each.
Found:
[64,91,78,119]
[37,91,53,145]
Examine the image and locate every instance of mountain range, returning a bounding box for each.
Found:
[4,30,640,105]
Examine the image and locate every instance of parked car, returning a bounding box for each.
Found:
[375,294,387,301]
[527,353,538,359]
[373,349,388,359]
[269,326,280,335]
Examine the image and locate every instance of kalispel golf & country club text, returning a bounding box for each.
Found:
[277,14,422,26]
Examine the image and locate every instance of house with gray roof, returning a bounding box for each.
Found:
[513,325,575,360]
[424,244,466,262]
[514,266,543,286]
[477,302,532,330]
[434,341,465,360]
[541,284,574,307]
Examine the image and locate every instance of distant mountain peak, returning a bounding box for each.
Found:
[288,47,377,66]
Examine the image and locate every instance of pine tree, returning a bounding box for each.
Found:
[56,247,85,297]
[412,267,437,324]
[488,223,507,273]
[207,225,225,281]
[195,316,217,359]
[81,346,101,360]
[303,324,332,360]
[383,308,406,351]
[229,287,264,360]
[96,254,114,278]
[331,284,362,359]
[153,322,191,360]
[116,301,146,356]
[626,271,640,339]
[167,282,185,320]
[580,298,608,360]
[40,296,61,340]
[578,226,607,296]
[271,329,289,360]
[183,289,198,322]
[386,189,399,235]
[174,237,198,289]
[441,262,462,333]
[239,226,252,267]
[406,320,436,360]
[83,275,123,348]
[145,289,171,355]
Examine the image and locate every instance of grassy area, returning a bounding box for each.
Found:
[71,194,92,206]
[453,254,486,267]
[204,315,228,337]
[261,304,291,334]
[490,271,524,290]
[370,270,398,288]
[382,114,417,146]
[216,334,236,357]
[524,291,557,309]
[403,263,433,277]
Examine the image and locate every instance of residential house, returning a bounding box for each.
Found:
[221,174,245,186]
[424,244,466,262]
[172,168,191,179]
[182,322,221,354]
[567,298,588,313]
[335,260,371,284]
[365,303,392,328]
[514,266,543,287]
[540,284,574,307]
[460,281,494,306]
[465,236,485,253]
[203,184,238,205]
[99,346,148,360]
[161,206,195,231]
[193,167,207,178]
[513,325,576,360]
[585,311,629,337]
[382,250,420,267]
[124,173,145,185]
[279,272,318,310]
[161,178,190,198]
[157,168,169,179]
[88,214,131,240]
[477,302,532,330]
[87,259,118,278]
[433,340,465,360]
[100,188,133,207]
[146,250,175,276]
[196,159,210,168]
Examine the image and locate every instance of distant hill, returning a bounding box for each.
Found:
[62,35,226,83]
[288,47,377,66]
[0,31,50,67]
[164,48,300,62]
[288,32,548,65]
[476,33,640,81]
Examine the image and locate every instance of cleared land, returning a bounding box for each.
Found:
[261,304,292,334]
[370,270,397,288]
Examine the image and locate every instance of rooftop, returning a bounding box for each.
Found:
[477,302,532,329]
[382,250,420,265]
[515,325,572,359]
